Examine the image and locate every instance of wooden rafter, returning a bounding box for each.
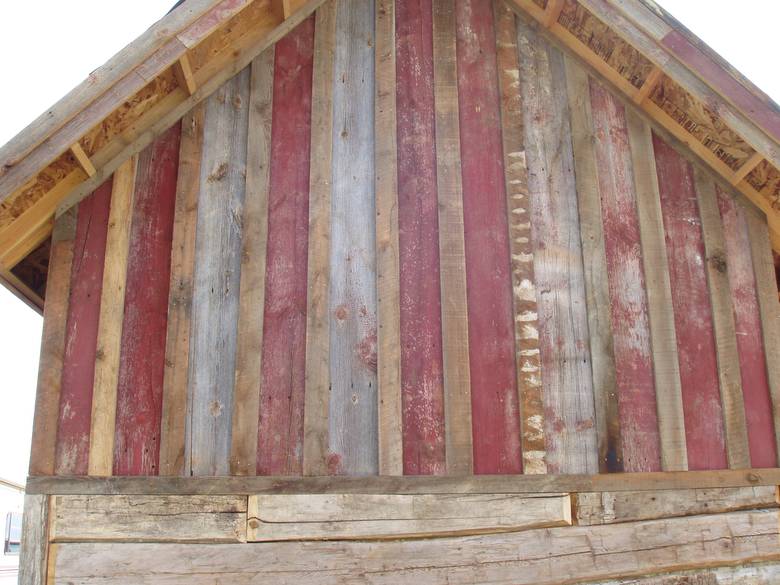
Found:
[173,54,197,96]
[69,143,96,177]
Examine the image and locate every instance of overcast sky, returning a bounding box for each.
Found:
[0,0,777,485]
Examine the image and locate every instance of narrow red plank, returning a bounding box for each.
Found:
[661,31,780,144]
[256,18,315,476]
[590,81,661,472]
[395,0,446,475]
[718,189,777,468]
[652,133,727,470]
[455,0,521,474]
[55,180,112,475]
[113,123,180,476]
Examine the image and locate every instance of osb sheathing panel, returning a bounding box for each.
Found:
[747,160,780,210]
[558,0,654,89]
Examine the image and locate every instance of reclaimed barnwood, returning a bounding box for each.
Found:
[694,168,750,470]
[456,0,521,475]
[18,494,49,585]
[565,59,621,474]
[653,133,727,471]
[27,469,780,496]
[328,0,378,475]
[626,109,688,471]
[187,70,250,476]
[575,486,778,525]
[50,495,246,543]
[55,181,112,476]
[257,17,315,476]
[113,124,180,476]
[302,0,336,476]
[87,158,137,477]
[589,563,780,585]
[375,0,403,476]
[494,0,545,475]
[432,0,473,476]
[159,105,205,476]
[229,50,274,476]
[29,210,76,476]
[52,510,780,584]
[517,18,598,474]
[718,192,777,467]
[246,493,571,540]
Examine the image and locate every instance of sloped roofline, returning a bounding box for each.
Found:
[0,0,778,309]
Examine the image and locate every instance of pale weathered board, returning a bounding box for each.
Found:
[576,486,778,525]
[186,69,250,476]
[18,494,49,585]
[588,563,780,584]
[328,0,378,475]
[49,495,247,543]
[246,493,571,540]
[53,510,780,584]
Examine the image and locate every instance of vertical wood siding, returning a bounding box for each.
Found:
[113,124,180,476]
[32,0,780,481]
[652,134,728,471]
[257,17,315,476]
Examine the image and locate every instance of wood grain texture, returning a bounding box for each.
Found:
[395,0,446,476]
[375,0,403,476]
[494,0,545,475]
[694,168,750,470]
[456,0,521,475]
[432,0,472,476]
[53,510,780,584]
[626,110,688,472]
[50,495,246,543]
[303,0,336,477]
[745,208,780,465]
[328,0,378,475]
[590,78,662,472]
[55,180,112,476]
[229,50,274,477]
[88,158,137,477]
[589,563,780,585]
[575,486,777,525]
[517,19,598,474]
[718,192,777,468]
[246,493,571,540]
[187,69,250,476]
[29,209,76,476]
[159,105,204,477]
[18,494,49,585]
[113,124,180,476]
[565,60,621,474]
[653,133,727,471]
[257,17,315,476]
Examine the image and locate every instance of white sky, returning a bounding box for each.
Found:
[0,0,777,485]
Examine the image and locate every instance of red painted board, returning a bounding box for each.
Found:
[718,189,777,467]
[661,31,780,144]
[652,133,727,470]
[395,0,446,475]
[113,123,180,476]
[257,17,314,476]
[590,81,661,472]
[54,180,112,475]
[455,0,521,474]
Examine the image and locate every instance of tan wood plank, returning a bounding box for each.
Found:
[632,66,663,105]
[575,486,778,525]
[432,0,473,476]
[26,468,780,496]
[626,109,688,471]
[247,493,571,541]
[18,494,50,585]
[87,158,138,477]
[69,143,97,177]
[730,151,764,186]
[158,105,204,477]
[53,509,780,584]
[694,167,750,469]
[589,563,780,585]
[28,208,77,476]
[302,0,336,476]
[374,0,403,476]
[50,495,246,543]
[173,54,198,96]
[229,48,274,476]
